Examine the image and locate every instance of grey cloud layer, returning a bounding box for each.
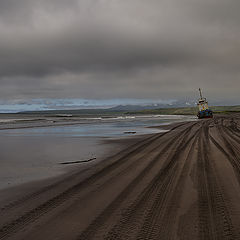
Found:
[0,0,239,102]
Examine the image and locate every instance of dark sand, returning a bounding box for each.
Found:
[1,114,240,239]
[0,135,130,190]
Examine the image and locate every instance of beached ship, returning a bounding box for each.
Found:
[197,88,213,119]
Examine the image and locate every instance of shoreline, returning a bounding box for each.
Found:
[0,114,196,131]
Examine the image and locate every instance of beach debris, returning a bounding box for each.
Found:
[60,157,96,165]
[124,131,136,134]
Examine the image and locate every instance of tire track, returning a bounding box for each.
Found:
[77,122,199,240]
[197,124,235,240]
[97,124,200,240]
[209,127,240,186]
[135,131,198,240]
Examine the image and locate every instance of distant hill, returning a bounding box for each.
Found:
[125,107,198,115]
[211,105,240,114]
[17,105,240,116]
[126,105,240,115]
[18,101,197,114]
[109,104,169,111]
[17,105,177,115]
[109,101,196,111]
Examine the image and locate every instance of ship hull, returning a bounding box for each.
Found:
[197,110,213,119]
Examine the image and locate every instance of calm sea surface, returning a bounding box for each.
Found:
[0,115,196,137]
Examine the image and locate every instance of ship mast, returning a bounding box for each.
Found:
[199,88,203,99]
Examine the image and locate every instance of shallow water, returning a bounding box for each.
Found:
[0,114,196,137]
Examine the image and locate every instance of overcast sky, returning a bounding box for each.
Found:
[0,0,240,106]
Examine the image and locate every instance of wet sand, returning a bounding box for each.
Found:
[1,114,240,239]
[0,135,128,190]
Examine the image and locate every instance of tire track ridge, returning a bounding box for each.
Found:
[198,125,235,240]
[210,130,240,187]
[77,123,199,240]
[136,132,198,240]
[101,124,200,240]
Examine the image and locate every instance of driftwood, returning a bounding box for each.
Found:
[60,157,96,165]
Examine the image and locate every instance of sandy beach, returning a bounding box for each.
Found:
[1,114,240,239]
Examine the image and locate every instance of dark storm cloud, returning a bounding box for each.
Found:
[0,0,240,102]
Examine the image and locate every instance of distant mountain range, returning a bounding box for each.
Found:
[109,101,195,111]
[17,101,196,114]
